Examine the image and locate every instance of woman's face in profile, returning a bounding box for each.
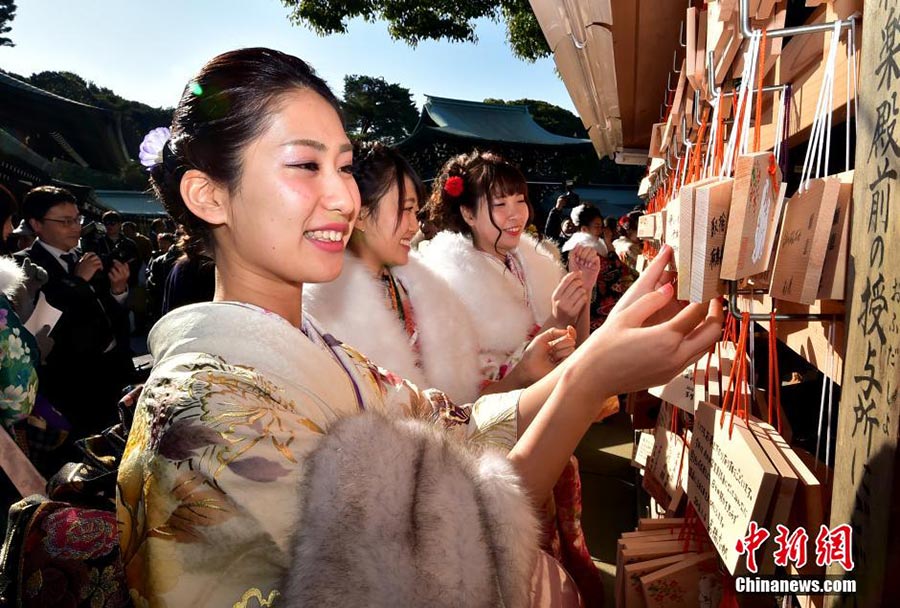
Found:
[356,174,420,268]
[221,88,361,286]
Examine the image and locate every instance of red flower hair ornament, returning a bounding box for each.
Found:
[443,175,465,198]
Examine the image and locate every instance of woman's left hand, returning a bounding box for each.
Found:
[517,326,577,384]
[568,244,600,289]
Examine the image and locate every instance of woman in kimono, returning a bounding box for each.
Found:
[420,152,618,601]
[304,144,575,405]
[117,47,722,608]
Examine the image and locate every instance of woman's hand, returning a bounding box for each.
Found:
[570,281,723,398]
[550,272,587,326]
[515,326,576,385]
[607,245,684,326]
[568,244,600,289]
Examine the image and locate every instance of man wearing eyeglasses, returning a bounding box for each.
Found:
[14,186,135,448]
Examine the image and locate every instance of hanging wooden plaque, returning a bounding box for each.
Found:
[690,178,733,303]
[817,170,854,300]
[637,213,658,239]
[649,362,696,414]
[687,401,779,575]
[641,552,720,608]
[622,553,689,608]
[633,431,657,469]
[675,177,720,300]
[720,152,787,280]
[685,7,700,90]
[769,176,841,304]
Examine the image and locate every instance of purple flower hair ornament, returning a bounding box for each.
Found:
[139,127,172,169]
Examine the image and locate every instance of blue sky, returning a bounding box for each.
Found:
[1,0,576,113]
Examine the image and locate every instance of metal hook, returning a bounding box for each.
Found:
[673,51,681,74]
[707,50,720,101]
[667,72,676,93]
[679,20,686,48]
[738,0,852,39]
[681,114,692,147]
[693,89,702,126]
[727,282,842,321]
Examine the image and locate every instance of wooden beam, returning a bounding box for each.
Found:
[827,1,900,605]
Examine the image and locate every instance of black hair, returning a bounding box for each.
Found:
[353,143,425,230]
[22,185,77,222]
[148,47,342,259]
[570,204,601,229]
[427,151,532,255]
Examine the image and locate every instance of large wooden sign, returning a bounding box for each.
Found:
[828,2,900,605]
[687,401,779,574]
[721,152,787,281]
[769,177,841,304]
[690,178,733,303]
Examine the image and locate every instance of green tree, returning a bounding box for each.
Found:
[0,0,17,47]
[281,0,550,62]
[24,70,173,155]
[482,98,587,138]
[342,74,418,143]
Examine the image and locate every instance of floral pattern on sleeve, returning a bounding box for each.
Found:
[0,296,39,427]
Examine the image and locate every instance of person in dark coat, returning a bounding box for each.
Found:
[14,186,135,443]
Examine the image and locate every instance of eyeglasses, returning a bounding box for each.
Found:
[42,215,84,228]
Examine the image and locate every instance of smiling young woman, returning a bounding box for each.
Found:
[117,48,722,608]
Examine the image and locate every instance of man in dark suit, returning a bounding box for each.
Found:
[15,186,135,443]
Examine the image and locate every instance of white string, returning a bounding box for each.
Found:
[846,19,858,173]
[721,31,762,177]
[800,20,842,190]
[703,96,721,179]
[826,322,835,483]
[773,87,786,164]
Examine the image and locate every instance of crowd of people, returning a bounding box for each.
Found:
[0,47,722,607]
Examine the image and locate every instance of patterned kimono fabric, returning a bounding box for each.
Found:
[115,302,531,607]
[491,252,604,606]
[589,251,638,332]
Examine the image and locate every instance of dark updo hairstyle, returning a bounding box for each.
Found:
[353,143,426,231]
[148,47,342,259]
[570,204,601,230]
[426,151,532,254]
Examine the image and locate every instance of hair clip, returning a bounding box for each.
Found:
[443,176,464,197]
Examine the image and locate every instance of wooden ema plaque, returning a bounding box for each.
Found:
[633,431,656,469]
[640,551,720,608]
[622,553,687,608]
[690,178,733,303]
[747,418,800,574]
[721,152,787,281]
[643,404,688,513]
[649,363,696,414]
[769,177,841,304]
[817,170,854,300]
[671,177,721,301]
[687,401,779,575]
[637,213,658,239]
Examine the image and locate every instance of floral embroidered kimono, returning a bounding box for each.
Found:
[116,301,535,607]
[0,258,39,427]
[422,231,605,605]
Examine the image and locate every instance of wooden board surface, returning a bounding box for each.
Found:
[827,1,900,604]
[690,178,734,303]
[817,170,854,300]
[688,401,779,575]
[721,152,785,281]
[769,177,841,304]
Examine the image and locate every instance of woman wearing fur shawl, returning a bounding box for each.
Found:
[304,146,575,405]
[421,151,616,604]
[117,50,722,608]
